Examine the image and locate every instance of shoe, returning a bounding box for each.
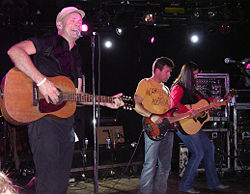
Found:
[186,188,200,193]
[216,184,230,189]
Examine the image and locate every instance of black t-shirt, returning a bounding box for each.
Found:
[29,34,82,87]
[27,34,82,127]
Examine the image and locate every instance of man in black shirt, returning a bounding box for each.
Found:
[7,6,123,194]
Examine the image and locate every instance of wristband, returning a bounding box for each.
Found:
[149,113,155,119]
[37,78,47,87]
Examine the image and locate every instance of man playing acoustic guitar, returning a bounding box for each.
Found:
[6,6,123,194]
[134,57,175,194]
[170,61,230,193]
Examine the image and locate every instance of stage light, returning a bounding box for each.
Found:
[208,9,216,19]
[141,12,156,25]
[187,25,203,45]
[220,24,231,33]
[150,36,155,44]
[190,34,199,43]
[140,27,157,44]
[104,40,112,49]
[81,24,88,32]
[193,8,200,18]
[115,27,123,36]
[144,13,154,23]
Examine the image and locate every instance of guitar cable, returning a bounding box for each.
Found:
[123,128,144,175]
[105,128,144,193]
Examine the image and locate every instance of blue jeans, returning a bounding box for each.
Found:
[177,130,220,191]
[138,131,174,194]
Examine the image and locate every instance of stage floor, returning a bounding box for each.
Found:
[18,171,249,194]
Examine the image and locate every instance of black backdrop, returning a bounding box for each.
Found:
[0,20,249,146]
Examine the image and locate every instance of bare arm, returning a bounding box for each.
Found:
[77,78,82,93]
[7,40,60,104]
[134,95,151,117]
[8,40,42,83]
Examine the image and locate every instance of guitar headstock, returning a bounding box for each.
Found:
[120,95,135,110]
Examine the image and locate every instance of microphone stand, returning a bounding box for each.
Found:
[91,32,99,194]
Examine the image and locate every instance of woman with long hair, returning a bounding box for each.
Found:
[170,62,229,193]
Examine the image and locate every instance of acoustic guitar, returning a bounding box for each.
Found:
[0,67,134,125]
[178,90,235,135]
[143,90,235,141]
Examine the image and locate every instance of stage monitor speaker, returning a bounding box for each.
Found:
[97,125,125,145]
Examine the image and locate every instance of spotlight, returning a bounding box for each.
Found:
[140,27,156,44]
[104,40,113,49]
[81,24,88,32]
[142,12,155,24]
[193,8,200,18]
[208,10,216,19]
[150,36,155,44]
[190,34,199,43]
[115,27,123,36]
[246,63,250,70]
[220,24,231,33]
[144,13,154,23]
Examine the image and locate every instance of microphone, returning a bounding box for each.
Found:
[224,58,236,64]
[224,58,250,65]
[77,30,84,38]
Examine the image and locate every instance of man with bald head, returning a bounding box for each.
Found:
[7,6,122,193]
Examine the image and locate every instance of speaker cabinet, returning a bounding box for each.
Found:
[97,125,125,145]
[197,73,230,120]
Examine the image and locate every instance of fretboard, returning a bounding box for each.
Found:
[62,93,114,104]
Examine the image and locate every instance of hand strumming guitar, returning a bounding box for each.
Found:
[37,78,60,104]
[150,114,164,125]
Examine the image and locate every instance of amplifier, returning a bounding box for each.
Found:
[233,107,250,171]
[97,125,125,145]
[197,73,230,120]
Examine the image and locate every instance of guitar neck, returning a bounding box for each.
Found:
[168,101,225,124]
[168,112,192,124]
[63,93,114,104]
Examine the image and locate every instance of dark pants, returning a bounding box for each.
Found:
[28,116,75,194]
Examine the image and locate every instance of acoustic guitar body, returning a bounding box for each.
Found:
[0,67,76,125]
[178,99,210,135]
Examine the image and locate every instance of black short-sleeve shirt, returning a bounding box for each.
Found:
[29,34,82,87]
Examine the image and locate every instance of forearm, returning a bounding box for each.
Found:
[8,43,44,85]
[134,103,151,118]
